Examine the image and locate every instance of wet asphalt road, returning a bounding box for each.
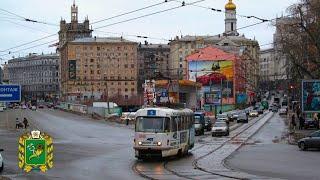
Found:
[225,113,320,180]
[0,108,143,180]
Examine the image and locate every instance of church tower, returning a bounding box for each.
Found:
[224,0,239,36]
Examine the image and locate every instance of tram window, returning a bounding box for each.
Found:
[178,117,183,131]
[164,118,170,133]
[171,117,177,132]
[183,117,187,130]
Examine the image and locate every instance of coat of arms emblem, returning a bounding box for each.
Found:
[18,130,53,172]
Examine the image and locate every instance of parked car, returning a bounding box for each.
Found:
[249,110,259,117]
[21,105,27,109]
[204,116,212,131]
[0,107,4,112]
[31,106,37,111]
[237,113,249,123]
[0,148,3,173]
[298,130,320,151]
[38,105,44,109]
[304,118,320,130]
[211,121,229,136]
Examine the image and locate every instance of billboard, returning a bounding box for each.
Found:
[69,60,76,80]
[302,80,320,112]
[189,60,234,104]
[0,85,21,102]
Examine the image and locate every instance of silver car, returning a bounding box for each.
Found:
[211,121,229,136]
[298,130,320,151]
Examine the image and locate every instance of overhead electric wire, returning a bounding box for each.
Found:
[95,0,206,30]
[91,0,174,25]
[0,33,56,53]
[0,39,58,57]
[94,30,171,42]
[0,1,299,60]
[172,0,269,22]
[1,19,55,35]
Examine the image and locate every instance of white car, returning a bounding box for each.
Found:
[0,107,4,112]
[0,148,3,173]
[21,105,27,109]
[31,106,37,111]
[212,121,229,136]
[249,110,259,117]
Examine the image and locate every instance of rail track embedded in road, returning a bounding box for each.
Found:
[133,112,274,180]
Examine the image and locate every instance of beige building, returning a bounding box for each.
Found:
[169,0,260,90]
[1,63,9,83]
[60,37,138,102]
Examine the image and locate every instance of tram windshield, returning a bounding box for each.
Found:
[136,117,170,133]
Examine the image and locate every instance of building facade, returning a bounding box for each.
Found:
[0,66,2,84]
[7,54,60,100]
[137,43,170,93]
[169,0,260,91]
[1,63,9,83]
[60,37,139,104]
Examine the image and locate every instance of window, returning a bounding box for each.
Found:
[131,64,134,68]
[90,59,94,63]
[125,88,128,92]
[171,117,177,132]
[131,88,134,92]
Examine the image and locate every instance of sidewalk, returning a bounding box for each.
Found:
[287,111,318,145]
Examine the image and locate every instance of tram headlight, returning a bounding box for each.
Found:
[138,141,142,145]
[157,142,162,146]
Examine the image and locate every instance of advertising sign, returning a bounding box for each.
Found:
[189,60,234,104]
[204,92,221,104]
[302,80,320,112]
[0,84,21,102]
[69,60,76,80]
[144,80,156,106]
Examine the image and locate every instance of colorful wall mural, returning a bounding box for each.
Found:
[188,60,234,105]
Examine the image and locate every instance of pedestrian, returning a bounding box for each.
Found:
[23,117,29,129]
[299,115,304,130]
[15,118,20,129]
[291,114,296,131]
[219,110,222,114]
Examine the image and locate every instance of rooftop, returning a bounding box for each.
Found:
[186,46,238,61]
[72,37,136,43]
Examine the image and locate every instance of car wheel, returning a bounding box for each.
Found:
[299,142,307,151]
[0,162,3,172]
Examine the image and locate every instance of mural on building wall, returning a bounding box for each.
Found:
[302,80,320,112]
[189,60,234,105]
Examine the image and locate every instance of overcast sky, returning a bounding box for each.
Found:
[0,0,298,63]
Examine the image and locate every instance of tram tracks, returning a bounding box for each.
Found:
[133,112,274,180]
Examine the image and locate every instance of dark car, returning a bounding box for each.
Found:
[304,119,320,130]
[298,130,320,150]
[257,107,264,114]
[237,113,248,123]
[194,112,205,136]
[38,105,44,109]
[204,116,212,131]
[271,106,278,112]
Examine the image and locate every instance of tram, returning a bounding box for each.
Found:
[134,107,195,159]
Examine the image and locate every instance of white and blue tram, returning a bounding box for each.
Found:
[134,107,195,159]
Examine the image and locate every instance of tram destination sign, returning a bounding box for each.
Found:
[0,85,21,102]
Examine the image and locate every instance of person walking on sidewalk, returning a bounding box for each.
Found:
[23,117,29,129]
[299,115,305,130]
[291,114,296,131]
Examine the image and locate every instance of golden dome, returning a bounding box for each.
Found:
[225,0,236,10]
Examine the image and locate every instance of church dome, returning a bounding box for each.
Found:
[225,0,236,10]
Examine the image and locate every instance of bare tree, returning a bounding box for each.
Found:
[276,0,320,80]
